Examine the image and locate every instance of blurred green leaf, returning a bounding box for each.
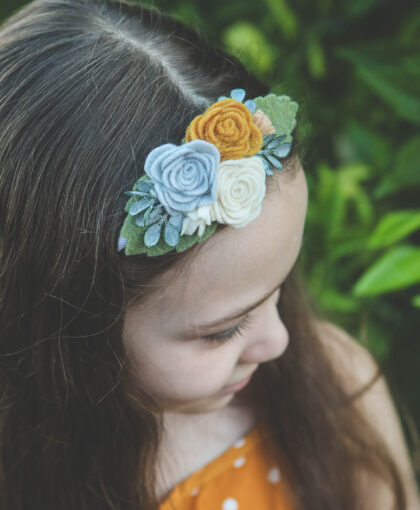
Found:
[412,295,420,308]
[262,0,297,39]
[344,0,385,18]
[329,237,370,261]
[368,210,420,249]
[336,43,420,125]
[318,288,360,313]
[353,245,420,296]
[345,119,391,172]
[307,35,326,79]
[223,21,275,74]
[309,162,373,242]
[376,134,420,197]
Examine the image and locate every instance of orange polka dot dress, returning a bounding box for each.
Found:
[159,426,296,510]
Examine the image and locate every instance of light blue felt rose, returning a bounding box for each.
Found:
[144,140,220,217]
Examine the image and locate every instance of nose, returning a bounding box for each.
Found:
[240,300,289,364]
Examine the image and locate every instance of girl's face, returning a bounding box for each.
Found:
[122,163,308,414]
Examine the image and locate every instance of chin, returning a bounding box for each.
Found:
[163,393,234,414]
[194,394,234,414]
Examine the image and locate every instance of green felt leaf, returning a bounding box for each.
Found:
[120,174,221,256]
[120,208,219,256]
[254,94,299,143]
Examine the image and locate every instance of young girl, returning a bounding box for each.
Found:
[0,0,418,509]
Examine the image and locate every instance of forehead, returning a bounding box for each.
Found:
[141,164,307,330]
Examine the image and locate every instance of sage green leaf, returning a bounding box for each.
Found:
[125,191,146,197]
[262,134,276,146]
[261,157,274,176]
[120,210,218,256]
[135,179,154,193]
[144,208,164,226]
[412,295,420,309]
[273,143,291,158]
[265,154,283,170]
[353,245,420,296]
[164,222,180,246]
[144,205,164,224]
[368,210,420,249]
[135,213,145,227]
[144,223,162,247]
[266,136,285,150]
[169,214,183,230]
[129,197,154,216]
[254,94,299,143]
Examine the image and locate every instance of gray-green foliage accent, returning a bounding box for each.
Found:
[257,134,292,175]
[120,175,218,256]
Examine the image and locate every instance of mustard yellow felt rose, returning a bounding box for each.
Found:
[185,98,263,161]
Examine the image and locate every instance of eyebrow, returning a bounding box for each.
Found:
[184,238,304,336]
[191,281,282,335]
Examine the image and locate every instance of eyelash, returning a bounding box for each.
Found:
[201,314,254,345]
[200,285,282,346]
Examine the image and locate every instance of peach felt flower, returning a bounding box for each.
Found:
[253,109,276,135]
[185,98,263,162]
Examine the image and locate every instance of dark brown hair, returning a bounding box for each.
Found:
[0,0,408,508]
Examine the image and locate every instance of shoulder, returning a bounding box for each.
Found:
[314,320,420,509]
[314,319,379,392]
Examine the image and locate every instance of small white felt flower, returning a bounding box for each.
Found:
[180,204,214,237]
[210,156,266,228]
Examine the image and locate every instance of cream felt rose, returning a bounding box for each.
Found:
[210,156,266,228]
[180,204,213,237]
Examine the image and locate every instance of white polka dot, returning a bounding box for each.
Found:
[233,456,246,468]
[233,437,245,448]
[267,467,281,483]
[222,497,239,510]
[191,488,199,496]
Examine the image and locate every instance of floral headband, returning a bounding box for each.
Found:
[118,88,298,256]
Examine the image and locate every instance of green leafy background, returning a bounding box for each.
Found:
[2,0,419,479]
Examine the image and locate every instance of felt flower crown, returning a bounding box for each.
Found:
[118,88,299,256]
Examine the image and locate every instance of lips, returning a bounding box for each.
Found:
[221,369,256,393]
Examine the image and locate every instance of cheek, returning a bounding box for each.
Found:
[126,334,239,400]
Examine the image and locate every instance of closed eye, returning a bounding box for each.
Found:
[200,285,282,346]
[201,313,254,345]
